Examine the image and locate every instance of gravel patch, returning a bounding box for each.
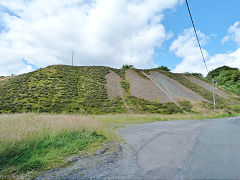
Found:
[105,71,124,99]
[37,143,141,180]
[184,75,229,99]
[126,70,172,103]
[149,71,206,102]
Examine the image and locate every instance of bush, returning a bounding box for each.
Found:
[156,66,170,72]
[121,64,134,70]
[228,105,240,113]
[179,101,193,112]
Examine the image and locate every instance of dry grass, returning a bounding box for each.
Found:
[0,113,115,145]
[0,112,236,143]
[0,113,116,178]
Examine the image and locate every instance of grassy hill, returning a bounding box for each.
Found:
[0,65,239,114]
[207,66,240,96]
[0,65,127,114]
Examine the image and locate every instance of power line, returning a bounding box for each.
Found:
[185,0,216,110]
[185,0,209,73]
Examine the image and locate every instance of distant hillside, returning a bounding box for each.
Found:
[207,66,240,96]
[0,65,239,114]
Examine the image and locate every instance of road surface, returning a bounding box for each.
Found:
[39,116,240,180]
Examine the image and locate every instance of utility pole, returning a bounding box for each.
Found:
[72,50,74,66]
[212,78,216,110]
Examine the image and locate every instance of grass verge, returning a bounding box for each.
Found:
[0,114,117,179]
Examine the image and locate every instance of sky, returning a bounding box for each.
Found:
[0,0,240,76]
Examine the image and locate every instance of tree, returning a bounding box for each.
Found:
[121,64,134,70]
[156,66,170,72]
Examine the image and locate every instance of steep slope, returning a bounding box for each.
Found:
[106,71,124,100]
[148,71,206,102]
[0,65,126,114]
[125,70,172,103]
[0,65,239,114]
[184,75,229,99]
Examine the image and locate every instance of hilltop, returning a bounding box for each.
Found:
[207,66,240,96]
[0,65,239,114]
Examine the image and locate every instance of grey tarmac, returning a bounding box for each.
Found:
[38,116,240,180]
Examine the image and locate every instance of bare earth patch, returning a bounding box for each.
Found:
[126,70,171,103]
[184,76,229,99]
[0,76,12,82]
[105,71,124,100]
[149,71,206,102]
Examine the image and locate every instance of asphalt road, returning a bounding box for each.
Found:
[39,116,240,180]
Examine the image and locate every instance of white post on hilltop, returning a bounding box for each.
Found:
[72,50,74,66]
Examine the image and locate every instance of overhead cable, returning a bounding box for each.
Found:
[185,0,209,73]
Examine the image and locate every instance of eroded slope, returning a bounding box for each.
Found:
[106,71,124,100]
[148,71,206,102]
[184,75,229,99]
[125,70,172,103]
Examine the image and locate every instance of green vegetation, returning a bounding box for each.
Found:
[178,101,193,112]
[121,64,134,69]
[155,66,171,72]
[1,65,239,114]
[0,114,116,179]
[207,66,240,96]
[0,65,125,114]
[183,72,204,79]
[0,131,105,176]
[120,80,130,93]
[0,65,186,114]
[151,69,228,109]
[125,96,182,114]
[150,67,240,113]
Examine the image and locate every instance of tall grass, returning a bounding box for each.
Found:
[0,113,113,143]
[0,114,114,178]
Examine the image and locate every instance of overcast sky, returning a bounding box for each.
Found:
[0,0,240,76]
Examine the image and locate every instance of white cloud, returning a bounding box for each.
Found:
[171,28,240,76]
[0,0,182,76]
[222,21,240,45]
[208,49,240,70]
[170,28,209,75]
